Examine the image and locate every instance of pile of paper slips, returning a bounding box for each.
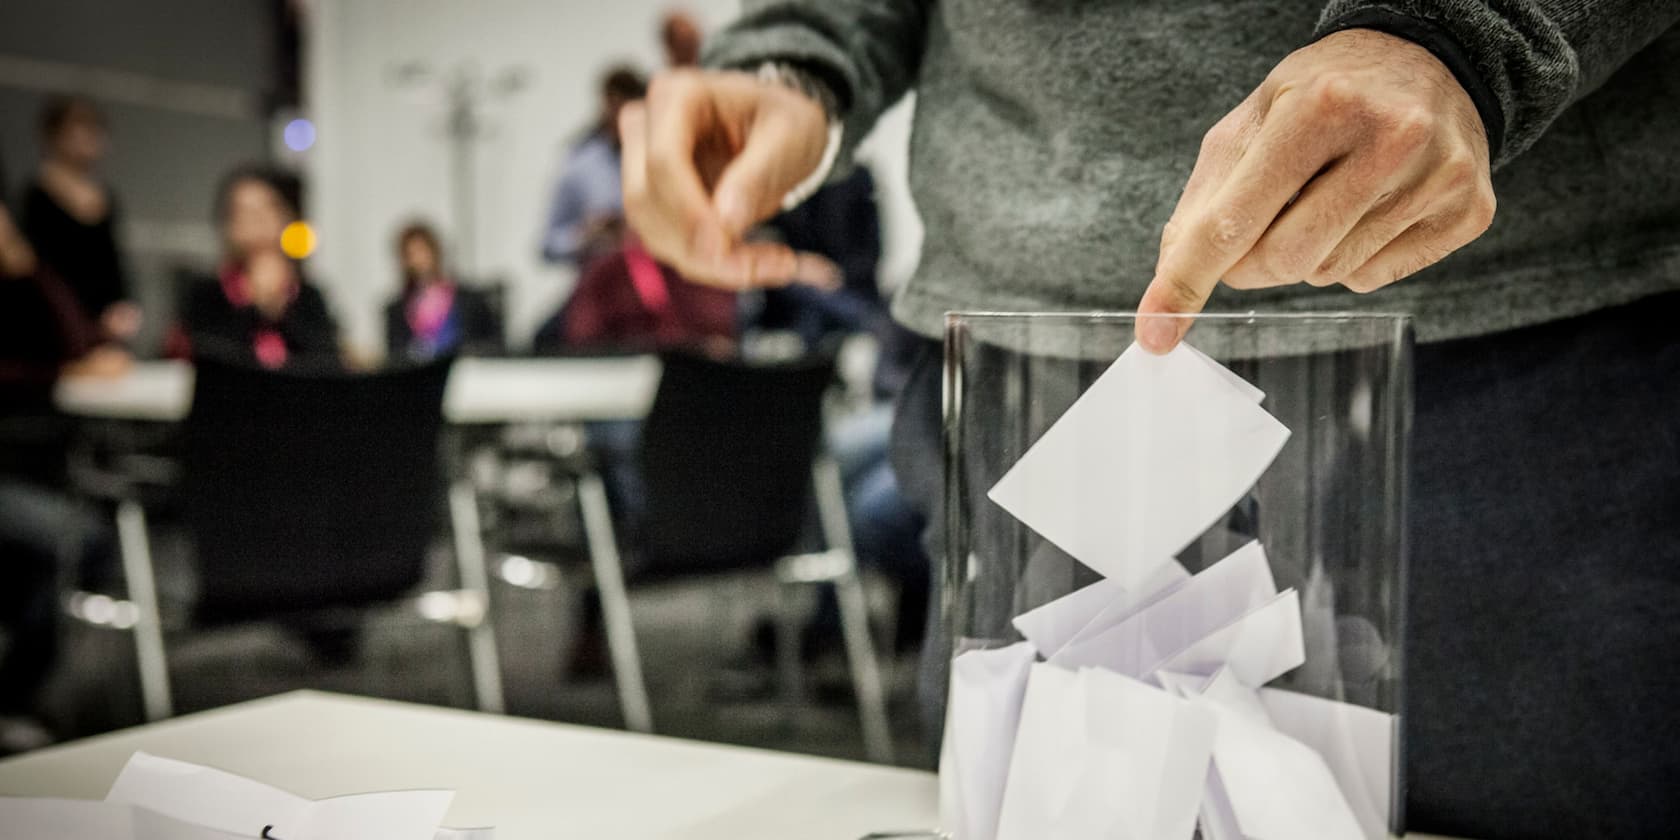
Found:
[942,342,1394,840]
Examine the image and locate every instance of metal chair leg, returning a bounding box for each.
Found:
[449,480,505,714]
[813,457,894,764]
[775,578,807,713]
[116,499,172,722]
[576,470,653,733]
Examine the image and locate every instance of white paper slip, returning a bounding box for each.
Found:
[987,343,1290,589]
[1183,344,1265,404]
[1052,541,1277,677]
[1195,698,1364,840]
[1155,588,1306,688]
[993,665,1088,840]
[994,665,1216,840]
[941,642,1038,840]
[1011,560,1189,659]
[105,752,455,840]
[1260,689,1395,840]
[0,798,250,840]
[1192,667,1274,726]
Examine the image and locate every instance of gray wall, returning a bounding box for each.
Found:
[0,0,278,351]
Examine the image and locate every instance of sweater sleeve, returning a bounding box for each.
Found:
[1316,0,1680,167]
[702,0,932,171]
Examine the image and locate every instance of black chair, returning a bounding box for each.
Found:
[112,356,502,719]
[578,350,892,761]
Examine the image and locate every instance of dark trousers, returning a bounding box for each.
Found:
[892,291,1680,839]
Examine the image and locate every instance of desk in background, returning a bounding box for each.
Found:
[53,357,662,425]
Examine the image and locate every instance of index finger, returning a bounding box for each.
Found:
[1139,106,1341,352]
[644,74,730,267]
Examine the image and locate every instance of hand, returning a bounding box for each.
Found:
[620,68,831,289]
[1137,29,1497,353]
[62,344,133,381]
[100,301,143,341]
[246,250,295,320]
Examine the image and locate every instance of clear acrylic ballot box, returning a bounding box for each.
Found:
[938,312,1412,840]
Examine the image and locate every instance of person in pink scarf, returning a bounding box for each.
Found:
[168,165,340,372]
[383,222,499,363]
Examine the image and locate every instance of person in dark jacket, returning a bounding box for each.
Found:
[18,96,140,344]
[170,166,340,372]
[384,221,500,362]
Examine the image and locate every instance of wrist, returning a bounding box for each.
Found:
[754,62,844,209]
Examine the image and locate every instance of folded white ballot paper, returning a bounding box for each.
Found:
[941,642,1038,840]
[1195,695,1364,840]
[1260,688,1395,840]
[105,752,457,840]
[994,664,1216,840]
[1051,541,1286,679]
[1010,560,1189,660]
[0,797,251,840]
[986,343,1290,590]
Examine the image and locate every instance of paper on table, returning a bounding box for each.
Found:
[994,665,1216,840]
[1155,588,1306,688]
[941,642,1038,840]
[0,798,249,840]
[105,752,456,840]
[987,343,1290,589]
[1052,541,1277,676]
[1195,697,1364,840]
[1261,688,1395,840]
[1011,560,1189,659]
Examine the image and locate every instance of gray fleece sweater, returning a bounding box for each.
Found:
[705,0,1680,344]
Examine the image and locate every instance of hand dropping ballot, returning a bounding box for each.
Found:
[0,752,492,840]
[945,342,1395,840]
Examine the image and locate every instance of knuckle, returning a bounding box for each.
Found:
[1202,212,1251,253]
[1384,105,1438,150]
[1164,275,1205,309]
[1306,73,1358,114]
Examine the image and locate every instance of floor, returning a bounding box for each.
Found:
[37,546,933,770]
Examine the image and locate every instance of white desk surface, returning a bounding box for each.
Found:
[0,691,937,840]
[52,357,661,425]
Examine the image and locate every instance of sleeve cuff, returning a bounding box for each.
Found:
[1316,9,1506,160]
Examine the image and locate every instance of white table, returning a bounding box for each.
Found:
[0,691,937,840]
[52,357,662,425]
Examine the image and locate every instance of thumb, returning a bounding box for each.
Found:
[712,111,825,238]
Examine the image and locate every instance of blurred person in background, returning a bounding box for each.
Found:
[660,9,704,68]
[384,221,500,363]
[619,1,1680,834]
[19,95,141,345]
[169,165,341,372]
[0,181,126,755]
[539,67,647,270]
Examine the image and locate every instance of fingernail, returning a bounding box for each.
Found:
[1138,315,1180,355]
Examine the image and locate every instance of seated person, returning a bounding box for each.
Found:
[168,166,340,372]
[384,221,500,362]
[0,197,125,754]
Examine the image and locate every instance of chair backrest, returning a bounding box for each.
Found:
[182,356,453,623]
[638,351,837,575]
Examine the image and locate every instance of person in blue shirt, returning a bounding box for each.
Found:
[540,67,647,269]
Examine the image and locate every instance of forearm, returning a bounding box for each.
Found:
[1317,0,1680,166]
[703,0,930,167]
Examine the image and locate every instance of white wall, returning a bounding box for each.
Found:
[306,0,922,355]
